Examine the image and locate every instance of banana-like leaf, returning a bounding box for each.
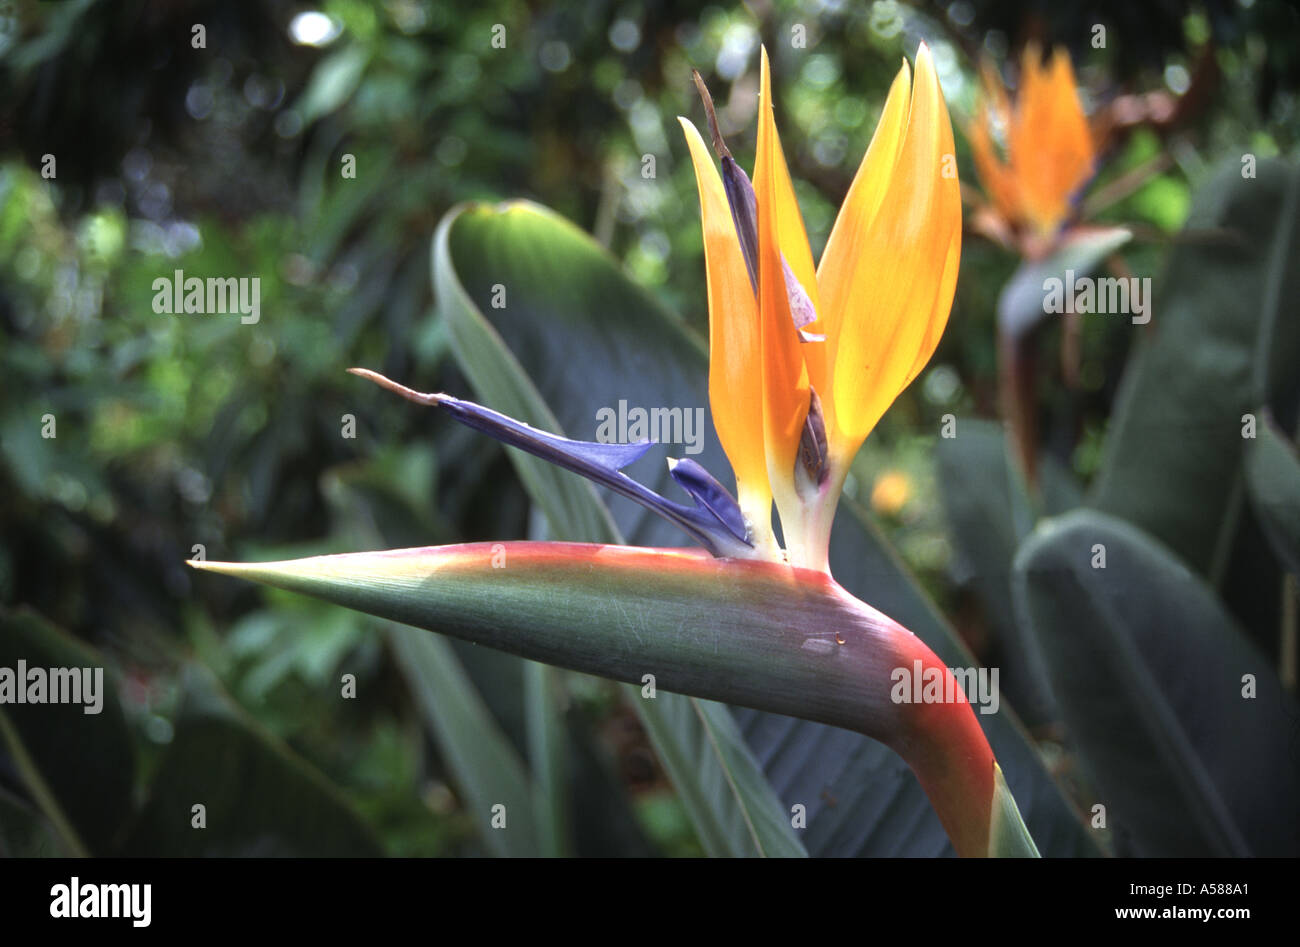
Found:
[522,661,568,857]
[1013,509,1300,855]
[1243,410,1300,579]
[1090,159,1300,588]
[434,201,805,857]
[431,200,1091,856]
[936,419,1082,726]
[388,626,540,857]
[191,542,1033,856]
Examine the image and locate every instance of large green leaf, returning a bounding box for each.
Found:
[431,200,1093,856]
[434,201,804,857]
[0,607,134,855]
[1090,159,1300,590]
[1243,410,1300,578]
[1013,509,1300,855]
[935,419,1083,726]
[388,626,540,856]
[522,660,568,857]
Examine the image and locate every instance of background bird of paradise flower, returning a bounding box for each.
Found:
[1,0,1298,858]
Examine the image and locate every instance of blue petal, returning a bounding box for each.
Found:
[349,369,753,557]
[436,394,657,471]
[667,458,748,544]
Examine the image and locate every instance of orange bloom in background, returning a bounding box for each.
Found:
[680,44,961,570]
[870,470,912,517]
[968,43,1095,256]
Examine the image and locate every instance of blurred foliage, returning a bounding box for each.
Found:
[1,0,1298,855]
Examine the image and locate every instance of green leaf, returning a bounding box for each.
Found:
[324,465,548,858]
[120,666,384,856]
[989,763,1041,857]
[635,691,805,858]
[1090,159,1300,581]
[430,200,1091,856]
[194,541,1033,855]
[936,419,1082,726]
[433,204,622,548]
[388,627,540,857]
[433,200,805,857]
[1013,509,1300,855]
[0,607,134,855]
[1243,410,1300,578]
[523,661,568,857]
[997,226,1133,338]
[295,45,371,124]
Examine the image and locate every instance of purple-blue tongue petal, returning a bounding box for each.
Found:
[667,457,748,544]
[349,368,753,556]
[435,392,657,471]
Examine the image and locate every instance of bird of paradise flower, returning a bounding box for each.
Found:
[964,43,1141,487]
[967,42,1097,260]
[190,44,1040,857]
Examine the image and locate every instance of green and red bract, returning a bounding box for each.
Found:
[190,541,1036,857]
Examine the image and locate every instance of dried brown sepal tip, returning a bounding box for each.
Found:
[347,367,443,406]
[691,69,732,159]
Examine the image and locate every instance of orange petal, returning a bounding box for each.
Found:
[966,63,1021,226]
[818,58,911,440]
[753,47,810,495]
[759,67,821,325]
[1010,44,1094,235]
[679,117,769,508]
[903,204,961,389]
[1046,48,1095,202]
[822,43,962,451]
[761,55,825,391]
[820,60,911,334]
